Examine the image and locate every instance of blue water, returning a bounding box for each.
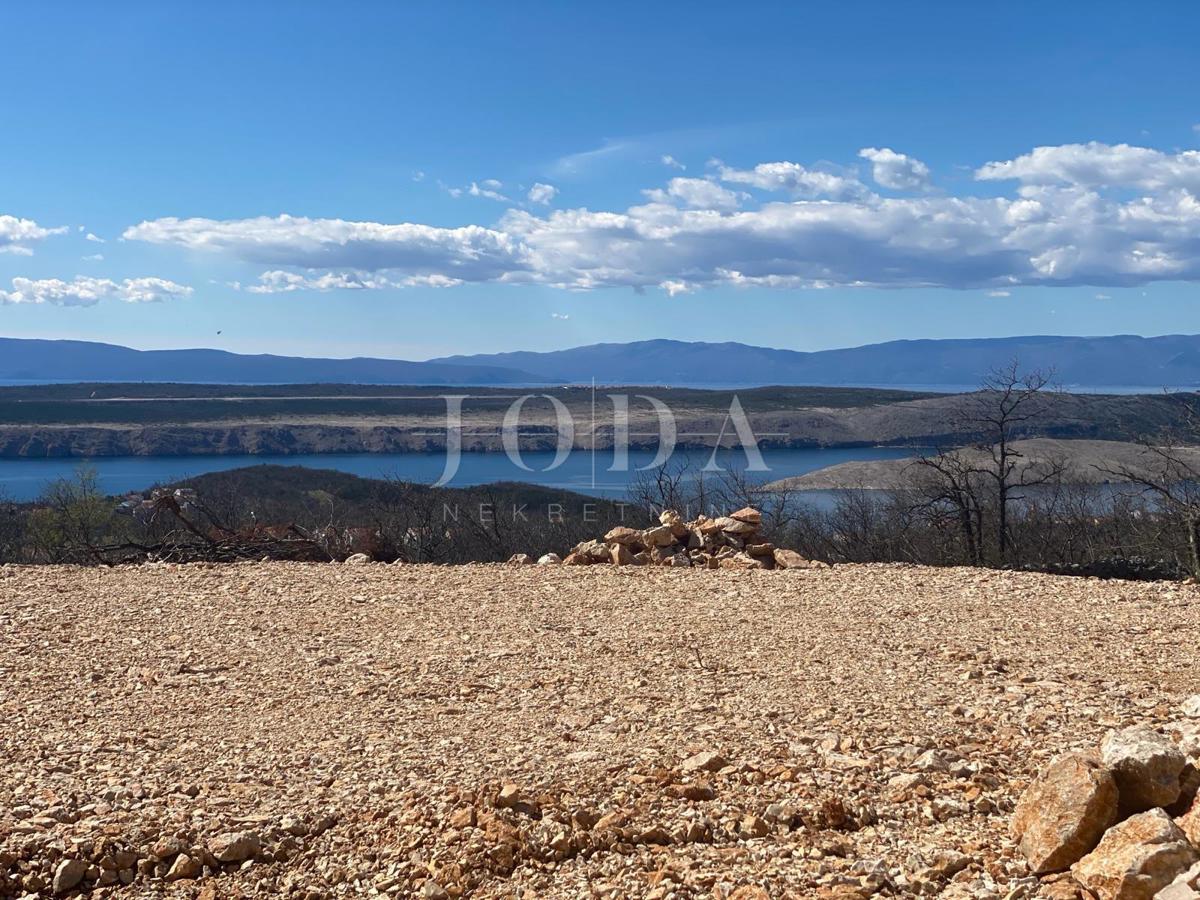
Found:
[0,446,925,501]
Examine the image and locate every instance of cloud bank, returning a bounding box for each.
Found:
[241,270,463,294]
[976,142,1200,192]
[122,141,1200,295]
[0,276,193,306]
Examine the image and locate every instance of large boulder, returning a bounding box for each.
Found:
[1175,723,1200,761]
[729,506,762,525]
[714,516,757,535]
[719,553,764,570]
[1177,789,1200,847]
[573,539,612,563]
[1011,752,1120,873]
[52,859,87,894]
[209,831,262,863]
[773,548,810,569]
[166,853,201,881]
[1101,726,1186,814]
[1071,809,1198,900]
[1158,862,1200,900]
[659,509,688,536]
[604,526,641,546]
[642,525,677,548]
[610,543,634,566]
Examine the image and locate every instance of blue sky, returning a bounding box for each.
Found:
[2,2,1199,359]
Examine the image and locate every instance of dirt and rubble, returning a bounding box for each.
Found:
[1,561,1198,899]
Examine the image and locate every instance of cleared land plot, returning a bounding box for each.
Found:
[1,563,1197,897]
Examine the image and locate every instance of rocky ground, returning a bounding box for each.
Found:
[1,561,1198,899]
[762,440,1200,493]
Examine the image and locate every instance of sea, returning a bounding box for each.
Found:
[0,379,1189,502]
[0,446,923,502]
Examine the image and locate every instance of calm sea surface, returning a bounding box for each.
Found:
[0,446,925,502]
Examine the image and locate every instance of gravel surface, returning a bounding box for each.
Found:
[1,562,1198,898]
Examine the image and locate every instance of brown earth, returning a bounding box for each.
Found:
[1,562,1198,898]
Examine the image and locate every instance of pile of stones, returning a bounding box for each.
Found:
[1011,709,1200,899]
[510,506,821,570]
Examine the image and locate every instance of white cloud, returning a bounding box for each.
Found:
[0,276,192,306]
[412,171,426,182]
[661,155,686,170]
[642,177,744,211]
[241,270,462,294]
[0,215,67,255]
[85,232,105,243]
[717,161,866,199]
[468,179,509,202]
[123,141,1200,293]
[550,312,569,320]
[82,253,105,262]
[527,183,558,205]
[124,215,531,281]
[438,178,510,201]
[858,147,931,190]
[1095,292,1112,300]
[986,290,1011,297]
[977,142,1200,192]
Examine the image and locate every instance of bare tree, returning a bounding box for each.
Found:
[914,360,1062,564]
[972,362,1061,560]
[910,451,986,566]
[0,490,25,563]
[1096,402,1200,575]
[370,479,455,563]
[628,456,713,519]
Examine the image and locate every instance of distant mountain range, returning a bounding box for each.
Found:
[437,334,1200,387]
[0,338,546,385]
[4,334,1200,388]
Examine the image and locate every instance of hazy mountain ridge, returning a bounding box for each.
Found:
[0,338,547,385]
[4,334,1200,387]
[431,334,1200,386]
